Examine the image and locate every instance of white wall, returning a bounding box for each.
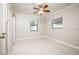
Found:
[15,13,45,40]
[46,4,79,47]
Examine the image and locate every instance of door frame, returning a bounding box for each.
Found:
[3,3,8,55]
[7,3,16,54]
[0,3,15,55]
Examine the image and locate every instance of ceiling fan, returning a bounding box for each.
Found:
[33,4,50,15]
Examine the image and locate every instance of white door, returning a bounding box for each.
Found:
[0,4,6,55]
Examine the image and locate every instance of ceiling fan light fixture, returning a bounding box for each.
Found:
[38,10,43,15]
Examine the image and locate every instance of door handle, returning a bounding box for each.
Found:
[0,32,6,39]
[2,33,6,35]
[0,36,5,39]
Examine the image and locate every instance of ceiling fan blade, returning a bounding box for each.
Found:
[33,11,38,14]
[33,7,39,10]
[44,5,48,9]
[40,4,43,8]
[44,10,50,12]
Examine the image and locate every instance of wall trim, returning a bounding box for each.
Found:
[16,36,45,40]
[45,36,79,50]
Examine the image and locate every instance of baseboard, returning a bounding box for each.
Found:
[16,36,45,40]
[45,36,79,50]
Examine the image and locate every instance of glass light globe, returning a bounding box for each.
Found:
[38,10,43,14]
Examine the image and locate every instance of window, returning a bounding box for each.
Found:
[52,17,63,29]
[30,20,38,31]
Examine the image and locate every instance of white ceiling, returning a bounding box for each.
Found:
[10,3,73,15]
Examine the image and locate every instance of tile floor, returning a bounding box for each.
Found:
[10,38,79,55]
